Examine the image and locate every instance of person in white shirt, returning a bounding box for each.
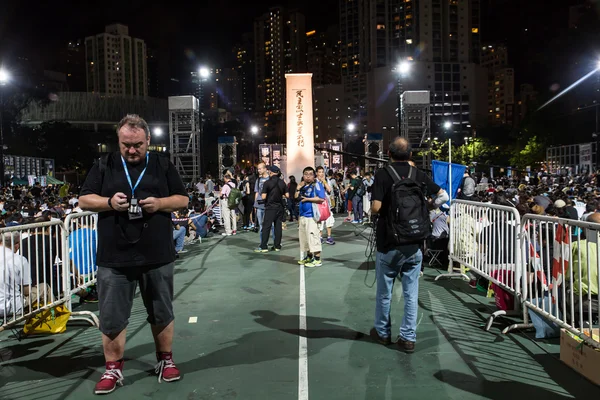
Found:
[205,176,215,195]
[196,179,206,195]
[362,172,374,223]
[0,231,32,318]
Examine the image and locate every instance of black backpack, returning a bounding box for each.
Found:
[355,178,366,197]
[385,166,431,245]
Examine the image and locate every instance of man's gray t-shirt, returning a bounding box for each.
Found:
[254,176,269,209]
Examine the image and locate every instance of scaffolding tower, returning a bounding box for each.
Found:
[400,91,431,169]
[168,96,201,183]
[217,136,237,179]
[364,133,384,172]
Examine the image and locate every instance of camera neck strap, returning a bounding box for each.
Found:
[121,153,149,198]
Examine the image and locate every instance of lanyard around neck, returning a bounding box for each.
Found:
[121,153,149,197]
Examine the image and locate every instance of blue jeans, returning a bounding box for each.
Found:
[257,208,265,235]
[374,245,422,342]
[352,195,363,221]
[173,226,186,252]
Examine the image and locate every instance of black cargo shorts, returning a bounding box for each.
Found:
[97,262,175,336]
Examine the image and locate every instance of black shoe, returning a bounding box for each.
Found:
[369,328,391,346]
[397,337,415,353]
[270,246,281,252]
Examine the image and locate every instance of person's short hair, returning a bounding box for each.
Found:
[303,166,315,175]
[389,138,412,161]
[316,166,324,172]
[117,114,150,137]
[0,231,20,246]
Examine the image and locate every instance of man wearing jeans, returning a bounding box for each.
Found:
[254,163,269,237]
[370,137,448,353]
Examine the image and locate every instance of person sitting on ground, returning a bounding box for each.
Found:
[0,231,35,317]
[172,213,188,254]
[189,202,213,239]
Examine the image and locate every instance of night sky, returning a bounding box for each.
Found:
[0,0,597,94]
[1,0,337,73]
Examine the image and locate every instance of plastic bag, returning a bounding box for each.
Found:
[23,305,71,335]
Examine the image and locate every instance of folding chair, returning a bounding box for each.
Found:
[425,232,449,267]
[425,247,444,267]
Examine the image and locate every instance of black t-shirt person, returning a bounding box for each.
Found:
[262,175,287,209]
[372,162,441,252]
[80,152,187,267]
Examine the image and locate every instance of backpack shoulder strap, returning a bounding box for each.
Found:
[408,166,417,181]
[98,154,110,182]
[154,152,171,173]
[98,154,109,173]
[386,165,402,183]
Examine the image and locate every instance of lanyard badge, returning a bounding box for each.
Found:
[121,153,148,220]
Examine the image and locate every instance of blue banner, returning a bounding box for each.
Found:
[431,160,467,202]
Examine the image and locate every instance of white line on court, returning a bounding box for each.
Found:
[298,264,309,400]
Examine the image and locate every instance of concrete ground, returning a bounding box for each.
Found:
[0,219,598,400]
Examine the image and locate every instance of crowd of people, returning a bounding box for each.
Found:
[456,169,600,221]
[171,162,378,259]
[0,181,101,322]
[454,168,600,338]
[4,112,599,395]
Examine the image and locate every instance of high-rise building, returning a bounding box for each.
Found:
[481,44,508,71]
[340,0,369,133]
[481,44,515,126]
[147,47,160,98]
[64,40,86,91]
[46,40,86,92]
[234,33,256,112]
[307,26,341,86]
[217,67,244,114]
[288,12,307,74]
[191,68,218,111]
[569,1,596,30]
[85,24,148,97]
[254,7,307,141]
[341,0,486,138]
[313,84,350,143]
[515,83,538,126]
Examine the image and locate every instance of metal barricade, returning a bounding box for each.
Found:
[63,212,99,327]
[0,220,68,332]
[437,200,532,333]
[521,214,600,349]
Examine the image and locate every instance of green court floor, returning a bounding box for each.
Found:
[0,220,598,399]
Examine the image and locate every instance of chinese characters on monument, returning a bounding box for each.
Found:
[296,90,305,147]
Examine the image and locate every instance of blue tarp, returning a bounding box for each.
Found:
[431,160,467,202]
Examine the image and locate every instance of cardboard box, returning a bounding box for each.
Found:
[560,328,600,386]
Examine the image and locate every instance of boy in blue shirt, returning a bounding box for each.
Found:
[295,167,327,267]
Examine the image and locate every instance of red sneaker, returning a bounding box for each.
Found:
[94,360,124,395]
[155,352,181,383]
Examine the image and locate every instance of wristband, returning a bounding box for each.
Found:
[108,197,114,209]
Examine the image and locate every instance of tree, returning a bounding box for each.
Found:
[510,135,546,170]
